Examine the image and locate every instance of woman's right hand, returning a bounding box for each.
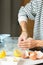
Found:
[18,31,28,48]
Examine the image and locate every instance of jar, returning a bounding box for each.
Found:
[4,37,18,55]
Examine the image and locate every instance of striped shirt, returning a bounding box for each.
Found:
[18,0,43,40]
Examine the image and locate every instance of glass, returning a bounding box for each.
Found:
[0,34,10,51]
[4,37,18,55]
[0,42,4,51]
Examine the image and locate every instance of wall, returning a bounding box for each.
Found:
[11,0,22,36]
[0,0,11,33]
[0,0,22,36]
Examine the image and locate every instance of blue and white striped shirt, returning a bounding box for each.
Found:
[18,0,43,40]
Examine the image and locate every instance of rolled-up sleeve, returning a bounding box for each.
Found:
[18,1,35,23]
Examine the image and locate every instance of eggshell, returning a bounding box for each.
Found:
[21,53,29,59]
[29,52,37,60]
[36,51,43,59]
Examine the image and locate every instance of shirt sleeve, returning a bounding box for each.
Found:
[18,1,35,23]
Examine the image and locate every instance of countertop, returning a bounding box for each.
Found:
[0,56,43,65]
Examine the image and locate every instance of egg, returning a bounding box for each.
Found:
[35,51,43,59]
[13,49,22,57]
[0,50,6,58]
[29,51,37,60]
[21,53,29,59]
[21,53,26,59]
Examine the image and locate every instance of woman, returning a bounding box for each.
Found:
[18,0,43,50]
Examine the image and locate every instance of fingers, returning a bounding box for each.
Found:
[18,37,26,44]
[18,38,31,48]
[18,41,31,49]
[18,37,33,49]
[18,37,27,47]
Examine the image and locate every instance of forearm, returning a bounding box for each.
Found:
[19,21,28,32]
[36,40,43,47]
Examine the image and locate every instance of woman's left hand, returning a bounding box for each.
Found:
[18,38,37,50]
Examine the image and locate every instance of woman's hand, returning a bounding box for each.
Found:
[18,31,28,47]
[18,38,37,50]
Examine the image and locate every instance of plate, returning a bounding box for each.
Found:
[17,59,43,65]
